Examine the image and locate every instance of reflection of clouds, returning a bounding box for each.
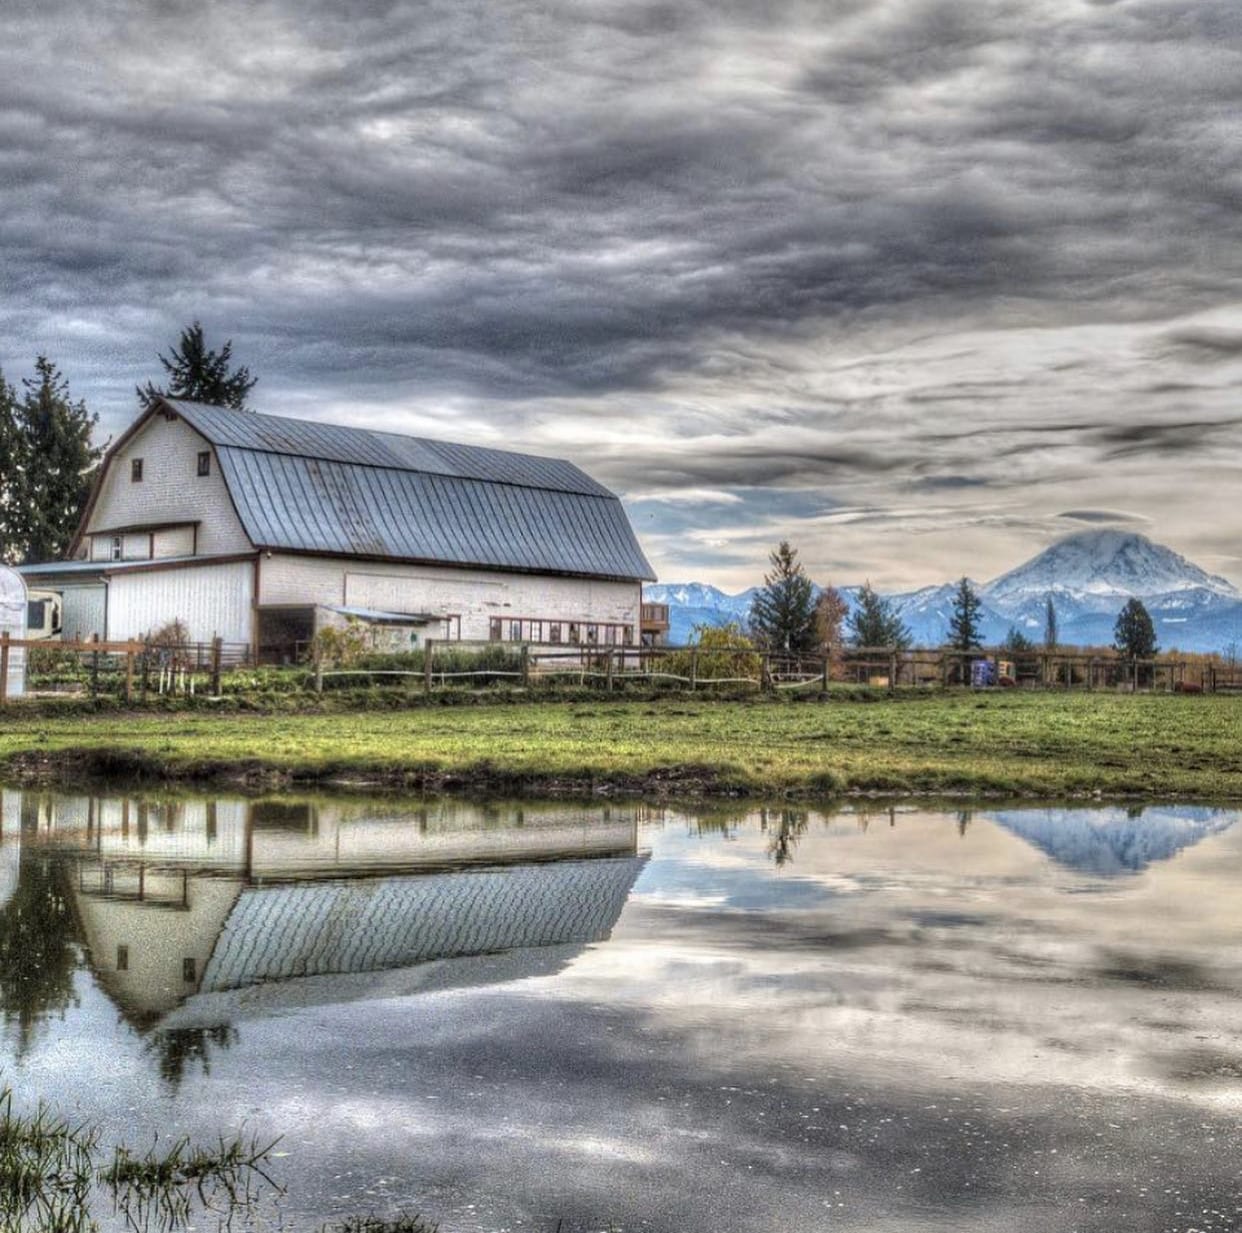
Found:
[5,803,1242,1231]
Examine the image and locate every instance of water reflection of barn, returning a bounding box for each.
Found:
[3,791,644,1029]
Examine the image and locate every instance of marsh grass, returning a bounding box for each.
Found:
[0,1089,281,1233]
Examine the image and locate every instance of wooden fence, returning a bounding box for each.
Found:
[0,633,251,704]
[0,632,1234,705]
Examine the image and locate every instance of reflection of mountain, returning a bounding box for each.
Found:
[990,806,1236,876]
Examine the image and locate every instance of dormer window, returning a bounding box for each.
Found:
[131,458,144,482]
[196,451,211,477]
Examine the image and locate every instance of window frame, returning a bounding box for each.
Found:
[196,450,211,477]
[131,457,144,483]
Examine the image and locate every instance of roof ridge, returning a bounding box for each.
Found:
[165,399,610,497]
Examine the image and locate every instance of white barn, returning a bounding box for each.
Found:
[22,398,655,662]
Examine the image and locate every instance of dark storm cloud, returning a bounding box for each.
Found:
[4,0,1242,583]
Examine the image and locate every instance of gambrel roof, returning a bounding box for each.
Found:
[78,399,656,581]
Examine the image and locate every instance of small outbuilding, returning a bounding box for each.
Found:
[0,565,26,699]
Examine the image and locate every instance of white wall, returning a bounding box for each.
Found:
[84,412,251,558]
[259,553,641,641]
[107,560,254,645]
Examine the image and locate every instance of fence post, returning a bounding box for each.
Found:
[91,634,100,699]
[690,649,698,692]
[606,647,614,691]
[125,646,134,704]
[521,643,530,688]
[822,648,830,695]
[0,632,8,705]
[211,636,222,695]
[889,650,898,693]
[424,639,434,695]
[140,640,150,702]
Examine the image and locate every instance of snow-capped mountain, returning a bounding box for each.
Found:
[646,531,1242,651]
[984,530,1237,611]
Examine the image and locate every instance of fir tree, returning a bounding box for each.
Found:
[1114,598,1157,659]
[747,541,818,653]
[847,582,912,649]
[947,577,983,651]
[14,358,101,563]
[137,321,256,411]
[0,370,23,563]
[1044,594,1058,651]
[1002,625,1035,654]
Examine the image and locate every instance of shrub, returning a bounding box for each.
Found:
[665,624,762,684]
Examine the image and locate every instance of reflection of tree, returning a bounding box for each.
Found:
[0,852,79,1055]
[760,808,808,867]
[144,1025,239,1093]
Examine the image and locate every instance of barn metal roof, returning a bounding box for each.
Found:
[164,400,654,580]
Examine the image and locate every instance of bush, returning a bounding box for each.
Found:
[664,624,763,684]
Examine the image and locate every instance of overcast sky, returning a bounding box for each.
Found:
[4,0,1242,590]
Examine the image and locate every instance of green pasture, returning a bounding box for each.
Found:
[1,690,1239,797]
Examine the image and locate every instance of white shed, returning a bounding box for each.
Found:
[0,566,26,699]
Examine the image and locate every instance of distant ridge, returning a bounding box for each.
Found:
[646,531,1242,652]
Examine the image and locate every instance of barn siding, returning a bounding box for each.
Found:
[107,560,253,644]
[259,554,641,641]
[59,584,108,642]
[84,414,251,557]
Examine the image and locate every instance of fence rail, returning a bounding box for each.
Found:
[0,631,1235,704]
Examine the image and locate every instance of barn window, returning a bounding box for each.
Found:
[182,957,197,984]
[196,451,211,477]
[568,622,580,644]
[131,458,144,482]
[116,945,129,972]
[111,536,123,561]
[623,626,634,646]
[586,625,599,645]
[549,622,562,643]
[489,618,502,641]
[509,620,523,641]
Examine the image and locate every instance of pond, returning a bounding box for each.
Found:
[0,788,1240,1232]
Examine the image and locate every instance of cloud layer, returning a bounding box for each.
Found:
[3,0,1242,585]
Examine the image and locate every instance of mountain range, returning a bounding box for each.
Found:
[645,530,1242,653]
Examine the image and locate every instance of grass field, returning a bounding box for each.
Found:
[2,690,1241,798]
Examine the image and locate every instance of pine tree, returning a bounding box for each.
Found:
[947,577,983,651]
[0,370,23,563]
[847,582,912,649]
[747,541,818,653]
[137,321,256,411]
[1002,625,1034,654]
[1044,595,1058,651]
[14,358,101,563]
[1113,598,1157,659]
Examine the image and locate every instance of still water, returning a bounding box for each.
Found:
[1,788,1240,1232]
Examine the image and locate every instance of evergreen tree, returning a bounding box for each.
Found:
[1002,625,1035,654]
[1113,598,1157,659]
[813,585,849,651]
[1044,594,1058,651]
[137,320,256,411]
[946,577,983,651]
[14,358,101,563]
[847,582,912,649]
[747,541,818,653]
[0,370,23,563]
